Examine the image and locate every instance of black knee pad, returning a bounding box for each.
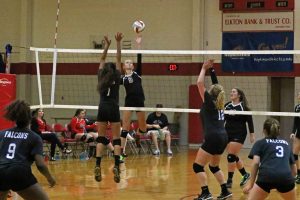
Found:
[121,130,129,138]
[235,156,240,162]
[96,136,110,145]
[193,163,204,173]
[138,128,147,134]
[113,138,121,146]
[209,165,220,174]
[294,154,298,161]
[227,154,237,163]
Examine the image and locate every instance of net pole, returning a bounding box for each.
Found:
[50,0,61,106]
[34,51,43,106]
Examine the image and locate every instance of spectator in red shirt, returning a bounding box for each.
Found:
[31,108,72,161]
[69,109,98,141]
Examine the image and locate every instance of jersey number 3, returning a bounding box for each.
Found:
[6,143,16,159]
[275,146,284,158]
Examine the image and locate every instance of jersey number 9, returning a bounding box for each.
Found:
[6,143,16,159]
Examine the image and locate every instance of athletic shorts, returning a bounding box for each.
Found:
[147,129,170,140]
[97,102,120,123]
[0,165,37,191]
[256,181,295,193]
[201,133,228,155]
[125,97,145,108]
[227,132,247,144]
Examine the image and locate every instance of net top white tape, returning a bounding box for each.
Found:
[30,47,300,55]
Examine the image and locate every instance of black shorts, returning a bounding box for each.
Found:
[0,164,37,191]
[97,102,120,123]
[201,133,228,155]
[227,132,247,144]
[125,97,145,108]
[256,181,295,193]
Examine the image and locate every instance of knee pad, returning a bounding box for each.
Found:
[96,136,110,145]
[193,163,204,173]
[138,128,147,134]
[113,138,121,146]
[209,165,220,174]
[235,156,240,162]
[227,154,237,163]
[294,154,299,161]
[121,130,129,138]
[86,137,95,143]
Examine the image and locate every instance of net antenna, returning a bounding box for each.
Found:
[50,0,61,106]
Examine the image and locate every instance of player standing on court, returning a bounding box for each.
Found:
[290,91,300,184]
[0,100,55,200]
[224,88,255,188]
[243,118,296,200]
[193,60,232,200]
[94,33,123,183]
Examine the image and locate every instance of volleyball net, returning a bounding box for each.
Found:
[29,47,300,115]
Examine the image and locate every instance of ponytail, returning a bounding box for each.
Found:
[263,118,280,138]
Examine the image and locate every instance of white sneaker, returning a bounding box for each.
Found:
[126,134,135,141]
[167,150,173,156]
[153,150,160,156]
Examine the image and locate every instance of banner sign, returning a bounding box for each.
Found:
[222,32,294,72]
[223,12,294,32]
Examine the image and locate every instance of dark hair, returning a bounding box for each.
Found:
[97,62,118,93]
[74,109,85,117]
[156,104,163,108]
[263,118,280,138]
[234,87,250,110]
[4,100,31,128]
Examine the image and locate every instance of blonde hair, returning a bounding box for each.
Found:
[263,118,280,138]
[210,84,225,110]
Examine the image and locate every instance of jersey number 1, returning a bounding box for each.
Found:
[6,143,16,159]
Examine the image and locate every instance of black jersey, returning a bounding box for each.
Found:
[200,91,226,136]
[0,127,43,168]
[292,104,300,135]
[121,71,145,102]
[146,112,169,131]
[224,102,254,135]
[98,69,121,104]
[248,138,295,183]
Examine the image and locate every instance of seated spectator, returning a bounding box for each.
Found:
[31,108,72,161]
[70,109,98,141]
[146,104,173,156]
[70,109,100,159]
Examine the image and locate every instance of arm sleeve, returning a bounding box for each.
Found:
[246,115,255,133]
[136,53,142,76]
[31,135,44,156]
[209,67,218,84]
[30,118,41,135]
[289,147,295,165]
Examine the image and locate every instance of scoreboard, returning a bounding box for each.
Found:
[220,0,294,11]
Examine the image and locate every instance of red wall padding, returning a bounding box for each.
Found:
[0,73,16,131]
[188,85,204,143]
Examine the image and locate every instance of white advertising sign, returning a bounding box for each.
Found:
[223,12,294,32]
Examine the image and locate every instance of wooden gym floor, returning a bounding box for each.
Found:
[12,149,300,200]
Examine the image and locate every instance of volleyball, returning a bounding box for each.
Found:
[132,20,145,33]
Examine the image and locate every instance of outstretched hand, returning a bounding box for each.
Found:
[202,59,214,70]
[103,36,111,48]
[115,32,123,42]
